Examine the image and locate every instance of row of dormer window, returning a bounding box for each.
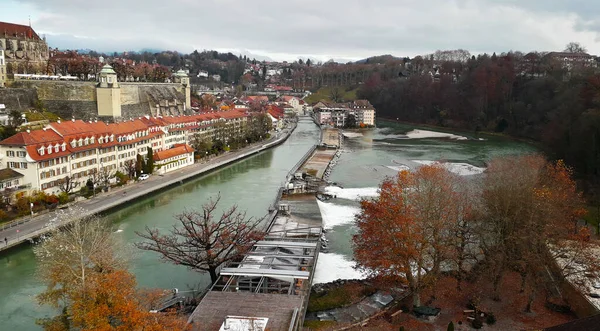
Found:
[39,143,67,155]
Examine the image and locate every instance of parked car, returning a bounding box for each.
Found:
[138,174,150,181]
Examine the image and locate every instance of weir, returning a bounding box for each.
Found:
[188,123,339,331]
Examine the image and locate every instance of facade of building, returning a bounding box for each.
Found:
[0,109,249,194]
[0,46,5,87]
[312,100,376,127]
[545,52,597,71]
[154,144,194,175]
[0,21,49,72]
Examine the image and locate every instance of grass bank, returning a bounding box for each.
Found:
[305,86,359,104]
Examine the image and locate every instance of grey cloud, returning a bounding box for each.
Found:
[15,0,600,59]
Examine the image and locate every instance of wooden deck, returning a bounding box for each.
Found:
[188,292,303,331]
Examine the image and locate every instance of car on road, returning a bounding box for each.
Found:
[138,174,150,181]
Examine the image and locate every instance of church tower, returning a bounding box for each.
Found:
[174,69,191,110]
[96,64,122,118]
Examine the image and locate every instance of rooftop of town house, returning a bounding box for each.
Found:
[281,96,299,102]
[353,99,374,108]
[153,144,194,161]
[0,129,63,146]
[48,119,99,137]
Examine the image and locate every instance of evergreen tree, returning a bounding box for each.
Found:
[135,154,145,177]
[146,147,154,174]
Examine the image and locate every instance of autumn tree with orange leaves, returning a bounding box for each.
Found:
[34,207,188,330]
[480,154,598,312]
[353,164,473,307]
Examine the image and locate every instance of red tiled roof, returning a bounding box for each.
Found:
[49,120,96,137]
[0,129,63,146]
[154,144,194,161]
[0,21,41,40]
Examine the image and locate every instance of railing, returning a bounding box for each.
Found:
[269,187,284,212]
[288,308,299,331]
[0,216,35,232]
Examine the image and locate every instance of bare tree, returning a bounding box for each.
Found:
[136,195,265,283]
[121,160,136,179]
[564,42,587,54]
[59,175,80,194]
[329,87,342,102]
[97,166,116,188]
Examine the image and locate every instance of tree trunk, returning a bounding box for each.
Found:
[412,290,421,307]
[525,288,535,313]
[492,270,503,301]
[208,267,218,284]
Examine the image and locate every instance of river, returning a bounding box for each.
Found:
[313,121,537,283]
[0,119,536,329]
[0,118,320,330]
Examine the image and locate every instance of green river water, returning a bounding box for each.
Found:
[0,119,536,329]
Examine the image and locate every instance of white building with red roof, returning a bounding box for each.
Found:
[154,144,194,175]
[0,109,250,194]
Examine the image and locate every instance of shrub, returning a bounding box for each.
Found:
[447,321,454,331]
[486,313,496,325]
[30,190,48,204]
[0,210,8,221]
[15,196,31,216]
[472,317,483,329]
[79,186,90,198]
[58,192,69,204]
[115,171,128,185]
[45,194,59,205]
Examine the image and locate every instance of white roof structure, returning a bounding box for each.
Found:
[219,316,268,331]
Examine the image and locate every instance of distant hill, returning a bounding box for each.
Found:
[355,54,404,64]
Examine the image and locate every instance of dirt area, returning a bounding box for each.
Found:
[353,272,576,331]
[305,272,576,331]
[302,149,337,179]
[322,128,339,147]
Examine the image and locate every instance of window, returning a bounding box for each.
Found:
[70,140,76,148]
[84,138,89,145]
[99,137,103,144]
[17,151,26,157]
[6,151,14,157]
[47,146,52,154]
[78,139,83,147]
[38,147,45,156]
[90,136,95,144]
[20,162,27,169]
[54,144,59,153]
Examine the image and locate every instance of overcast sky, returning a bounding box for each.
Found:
[2,0,600,62]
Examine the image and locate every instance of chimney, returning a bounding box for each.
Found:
[26,129,30,133]
[72,118,75,122]
[57,120,61,123]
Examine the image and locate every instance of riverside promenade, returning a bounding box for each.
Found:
[0,122,297,253]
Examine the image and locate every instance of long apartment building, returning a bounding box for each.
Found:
[0,109,249,195]
[313,100,376,127]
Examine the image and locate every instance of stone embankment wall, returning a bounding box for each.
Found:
[0,81,187,120]
[0,88,37,111]
[120,83,185,118]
